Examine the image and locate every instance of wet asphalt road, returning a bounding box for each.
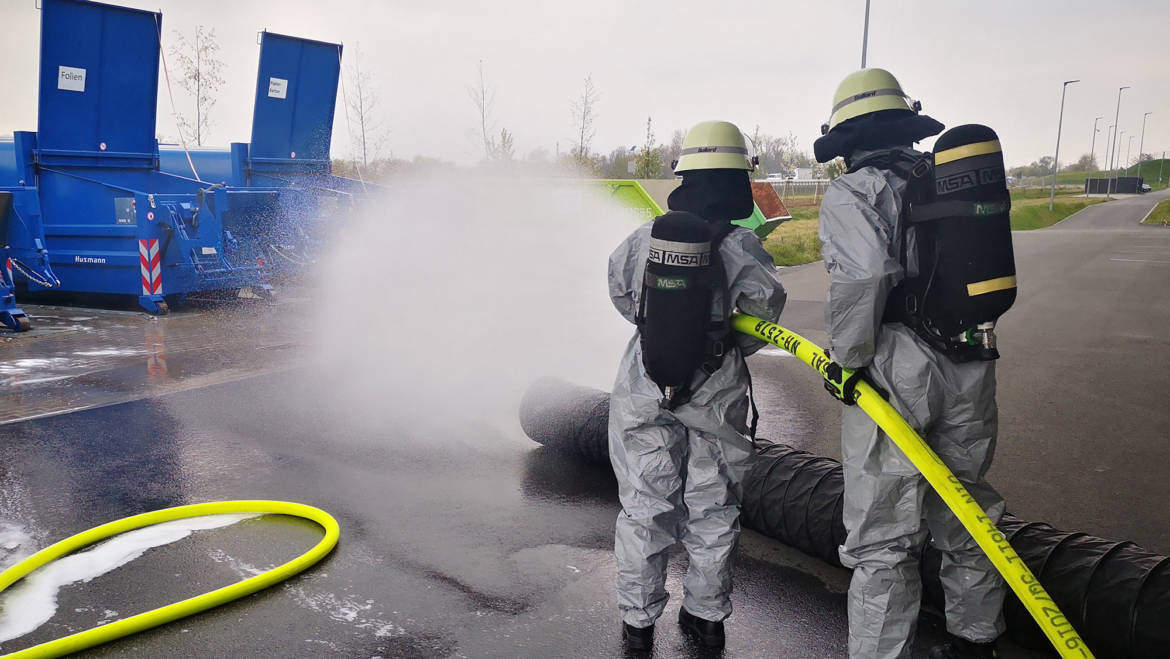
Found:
[0,192,1167,657]
[1,373,863,658]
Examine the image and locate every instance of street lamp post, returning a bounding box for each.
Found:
[1137,112,1152,179]
[1126,135,1135,172]
[1100,125,1115,195]
[1090,116,1103,174]
[1107,86,1130,198]
[1115,131,1125,172]
[1106,124,1114,167]
[861,0,871,67]
[1110,130,1125,195]
[1049,80,1079,211]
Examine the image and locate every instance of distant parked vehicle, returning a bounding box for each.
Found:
[1140,183,1152,193]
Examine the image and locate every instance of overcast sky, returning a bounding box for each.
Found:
[1,0,1166,169]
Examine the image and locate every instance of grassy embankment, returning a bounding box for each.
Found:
[1051,159,1169,191]
[1008,193,1107,230]
[762,189,1106,266]
[1122,159,1169,191]
[1142,199,1170,226]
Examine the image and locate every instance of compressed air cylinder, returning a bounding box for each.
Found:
[518,378,1170,658]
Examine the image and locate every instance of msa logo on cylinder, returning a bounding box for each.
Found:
[268,77,288,99]
[58,66,86,93]
[648,247,710,267]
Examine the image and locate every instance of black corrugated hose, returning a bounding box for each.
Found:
[518,378,1170,658]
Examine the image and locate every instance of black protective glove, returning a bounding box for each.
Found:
[822,350,886,405]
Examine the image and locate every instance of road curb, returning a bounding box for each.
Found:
[1138,200,1162,225]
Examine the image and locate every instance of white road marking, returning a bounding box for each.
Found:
[1109,257,1170,264]
[1139,203,1160,224]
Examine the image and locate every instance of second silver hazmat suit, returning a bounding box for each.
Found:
[608,223,786,628]
[819,146,1008,659]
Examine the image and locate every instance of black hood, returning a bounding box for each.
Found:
[813,109,944,163]
[667,169,754,225]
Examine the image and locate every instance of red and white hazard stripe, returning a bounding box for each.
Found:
[4,258,12,287]
[139,239,162,295]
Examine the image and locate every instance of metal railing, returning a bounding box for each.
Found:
[766,179,831,201]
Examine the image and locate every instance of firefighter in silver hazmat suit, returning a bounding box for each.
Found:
[608,120,786,651]
[814,69,1007,659]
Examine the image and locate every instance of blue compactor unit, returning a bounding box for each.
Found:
[0,0,279,315]
[0,140,58,331]
[159,31,369,278]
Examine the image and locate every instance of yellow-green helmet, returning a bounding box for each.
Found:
[673,120,756,173]
[821,68,922,135]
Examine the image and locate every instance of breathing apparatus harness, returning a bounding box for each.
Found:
[636,212,759,437]
[847,125,1017,364]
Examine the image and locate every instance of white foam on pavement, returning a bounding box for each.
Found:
[0,513,257,644]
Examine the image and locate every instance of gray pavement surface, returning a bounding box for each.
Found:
[0,191,1167,657]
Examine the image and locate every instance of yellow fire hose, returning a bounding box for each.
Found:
[0,500,339,659]
[732,314,1093,659]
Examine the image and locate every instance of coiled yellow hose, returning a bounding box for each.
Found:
[0,500,339,658]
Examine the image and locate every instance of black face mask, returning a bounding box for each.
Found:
[813,109,944,163]
[667,169,754,225]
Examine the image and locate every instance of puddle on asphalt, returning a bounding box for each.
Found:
[0,358,69,370]
[71,349,143,358]
[0,351,144,388]
[3,375,72,387]
[0,302,311,422]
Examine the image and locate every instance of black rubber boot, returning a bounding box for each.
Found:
[678,608,725,648]
[621,622,654,652]
[928,634,1000,659]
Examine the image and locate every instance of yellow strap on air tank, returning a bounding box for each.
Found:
[967,275,1017,297]
[730,314,1094,659]
[0,500,340,659]
[934,139,1002,165]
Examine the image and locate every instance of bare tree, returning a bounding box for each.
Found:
[170,26,225,146]
[753,131,807,176]
[344,45,388,168]
[1065,153,1099,172]
[634,117,663,179]
[468,61,498,161]
[662,129,685,172]
[497,128,515,161]
[748,124,765,178]
[749,124,763,154]
[571,74,600,159]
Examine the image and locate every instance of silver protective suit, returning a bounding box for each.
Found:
[607,223,786,628]
[819,147,1007,658]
